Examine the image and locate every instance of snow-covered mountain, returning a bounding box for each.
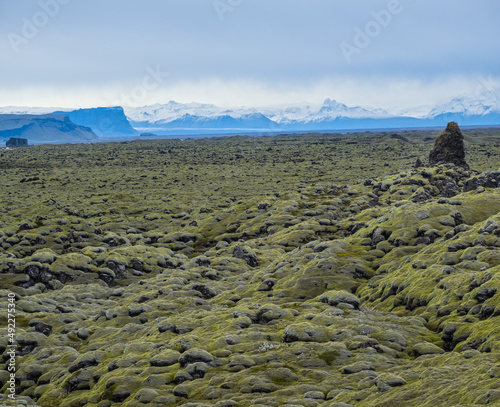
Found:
[125,98,393,130]
[427,95,500,118]
[162,112,279,130]
[258,99,392,125]
[425,94,500,126]
[310,98,391,121]
[126,101,223,124]
[125,93,500,132]
[2,92,500,144]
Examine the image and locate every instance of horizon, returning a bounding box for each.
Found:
[1,90,499,120]
[2,0,500,113]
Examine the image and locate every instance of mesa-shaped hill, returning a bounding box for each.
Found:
[61,107,138,138]
[0,114,97,145]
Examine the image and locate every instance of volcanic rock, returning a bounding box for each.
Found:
[429,122,469,168]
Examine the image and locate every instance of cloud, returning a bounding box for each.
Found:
[1,74,495,116]
[1,0,499,110]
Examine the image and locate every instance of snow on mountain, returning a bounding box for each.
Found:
[427,94,500,118]
[124,96,500,132]
[124,101,255,124]
[300,99,391,123]
[392,104,435,119]
[3,92,500,140]
[125,98,392,127]
[161,112,279,130]
[316,98,389,118]
[260,103,318,124]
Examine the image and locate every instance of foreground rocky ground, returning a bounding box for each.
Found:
[1,129,500,406]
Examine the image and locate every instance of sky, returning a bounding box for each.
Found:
[1,0,499,113]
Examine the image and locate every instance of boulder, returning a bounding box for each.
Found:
[232,245,259,267]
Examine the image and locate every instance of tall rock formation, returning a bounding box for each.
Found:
[429,122,469,169]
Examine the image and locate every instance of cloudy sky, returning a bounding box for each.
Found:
[1,0,499,112]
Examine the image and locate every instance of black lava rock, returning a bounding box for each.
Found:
[429,122,469,169]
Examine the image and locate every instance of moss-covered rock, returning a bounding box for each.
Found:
[2,131,500,406]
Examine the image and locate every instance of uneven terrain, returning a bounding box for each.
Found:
[1,129,500,407]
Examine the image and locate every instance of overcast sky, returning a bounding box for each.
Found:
[1,0,499,112]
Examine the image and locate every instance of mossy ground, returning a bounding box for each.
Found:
[0,129,500,406]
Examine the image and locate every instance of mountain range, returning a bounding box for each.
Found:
[125,94,500,132]
[1,93,499,144]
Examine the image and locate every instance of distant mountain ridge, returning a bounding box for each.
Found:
[1,93,499,144]
[427,95,500,117]
[0,114,97,144]
[425,95,500,127]
[125,94,500,133]
[125,98,393,128]
[55,107,138,137]
[160,112,280,130]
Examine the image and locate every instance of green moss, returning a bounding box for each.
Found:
[2,131,500,407]
[318,350,340,366]
[270,377,295,386]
